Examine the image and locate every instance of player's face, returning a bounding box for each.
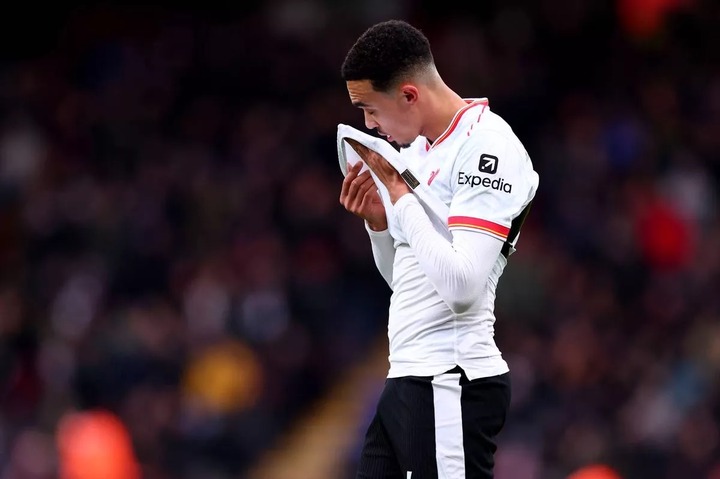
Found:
[346,80,420,148]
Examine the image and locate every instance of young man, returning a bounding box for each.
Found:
[339,20,539,479]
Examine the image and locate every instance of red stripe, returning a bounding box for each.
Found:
[448,216,509,238]
[431,99,489,150]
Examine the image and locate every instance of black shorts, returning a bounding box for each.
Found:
[356,367,511,479]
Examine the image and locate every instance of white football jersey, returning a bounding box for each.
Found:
[379,98,539,380]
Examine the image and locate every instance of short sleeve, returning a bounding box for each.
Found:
[448,130,538,242]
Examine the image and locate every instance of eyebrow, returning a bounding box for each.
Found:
[351,101,369,108]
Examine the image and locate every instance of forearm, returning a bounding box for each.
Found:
[393,194,502,313]
[366,222,395,288]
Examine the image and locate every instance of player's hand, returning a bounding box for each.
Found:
[340,162,388,231]
[345,139,411,204]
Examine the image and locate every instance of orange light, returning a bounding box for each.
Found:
[56,409,140,479]
[567,464,623,479]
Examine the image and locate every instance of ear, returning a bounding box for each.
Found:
[399,84,419,105]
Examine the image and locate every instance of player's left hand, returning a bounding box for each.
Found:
[346,139,411,204]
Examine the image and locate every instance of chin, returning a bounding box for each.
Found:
[396,133,419,149]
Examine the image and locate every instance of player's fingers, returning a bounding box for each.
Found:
[345,161,363,182]
[351,175,377,210]
[339,178,350,204]
[358,184,378,211]
[340,176,351,202]
[345,171,374,211]
[340,162,363,203]
[347,170,371,202]
[357,174,376,196]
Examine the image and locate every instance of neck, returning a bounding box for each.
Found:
[421,83,468,143]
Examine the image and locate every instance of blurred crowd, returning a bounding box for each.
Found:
[0,1,718,478]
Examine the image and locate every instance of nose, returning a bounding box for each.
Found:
[363,111,378,130]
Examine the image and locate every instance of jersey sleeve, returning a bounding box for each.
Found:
[448,130,538,243]
[365,221,395,288]
[393,193,504,314]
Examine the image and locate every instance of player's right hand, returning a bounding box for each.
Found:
[339,162,388,231]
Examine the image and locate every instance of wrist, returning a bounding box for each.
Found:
[389,184,411,204]
[366,219,388,232]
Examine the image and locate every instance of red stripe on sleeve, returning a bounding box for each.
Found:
[448,216,509,239]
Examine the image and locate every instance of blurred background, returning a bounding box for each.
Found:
[0,0,718,478]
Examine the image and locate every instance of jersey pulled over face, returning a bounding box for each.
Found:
[346,79,419,148]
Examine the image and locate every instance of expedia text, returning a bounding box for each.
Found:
[457,172,512,193]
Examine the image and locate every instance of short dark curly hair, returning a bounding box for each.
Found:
[341,20,434,92]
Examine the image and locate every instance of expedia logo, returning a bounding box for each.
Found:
[457,172,513,193]
[479,154,498,174]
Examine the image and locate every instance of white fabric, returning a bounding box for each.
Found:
[431,372,465,479]
[393,194,503,314]
[448,128,538,255]
[365,222,395,287]
[337,124,451,240]
[337,99,539,381]
[388,193,509,380]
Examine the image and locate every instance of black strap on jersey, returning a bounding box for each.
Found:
[501,201,533,258]
[399,169,420,189]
